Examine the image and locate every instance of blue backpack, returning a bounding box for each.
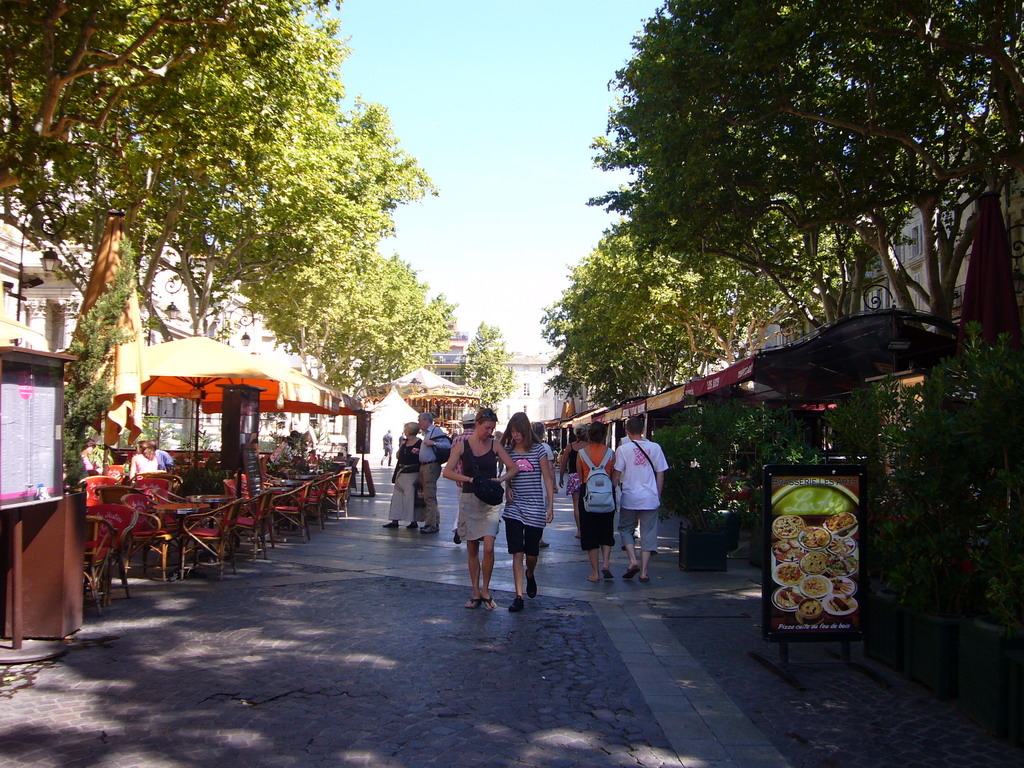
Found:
[579,448,615,512]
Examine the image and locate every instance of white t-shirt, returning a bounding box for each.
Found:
[613,438,669,510]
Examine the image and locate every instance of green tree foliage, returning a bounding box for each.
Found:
[595,0,1011,321]
[542,230,788,405]
[458,323,516,407]
[250,254,454,395]
[0,0,331,192]
[62,245,136,486]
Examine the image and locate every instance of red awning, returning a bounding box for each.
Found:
[683,357,755,397]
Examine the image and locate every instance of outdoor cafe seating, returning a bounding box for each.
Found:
[76,466,354,611]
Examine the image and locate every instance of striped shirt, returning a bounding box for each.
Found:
[502,443,549,528]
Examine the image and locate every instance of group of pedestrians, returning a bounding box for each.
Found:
[382,412,452,535]
[383,409,667,613]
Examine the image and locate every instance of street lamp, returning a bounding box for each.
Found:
[41,249,58,273]
[240,331,251,347]
[165,302,182,322]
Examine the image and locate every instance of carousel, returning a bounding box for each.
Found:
[365,367,480,431]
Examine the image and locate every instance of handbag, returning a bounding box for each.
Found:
[471,478,504,506]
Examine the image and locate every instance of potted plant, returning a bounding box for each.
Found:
[945,334,1024,731]
[829,330,1024,703]
[657,406,735,571]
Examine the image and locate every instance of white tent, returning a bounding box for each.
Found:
[368,386,419,462]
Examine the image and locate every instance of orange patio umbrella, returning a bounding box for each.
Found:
[76,211,145,445]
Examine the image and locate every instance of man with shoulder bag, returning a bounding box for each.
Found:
[417,412,451,534]
[611,416,668,583]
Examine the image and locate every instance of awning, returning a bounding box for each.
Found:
[684,357,755,398]
[754,310,956,400]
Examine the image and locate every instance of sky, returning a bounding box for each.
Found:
[334,1,660,354]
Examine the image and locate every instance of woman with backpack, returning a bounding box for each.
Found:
[577,421,617,582]
[558,425,588,539]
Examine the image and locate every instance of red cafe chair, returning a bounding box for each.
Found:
[83,475,117,508]
[88,503,138,600]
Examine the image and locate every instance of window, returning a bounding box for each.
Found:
[540,367,547,374]
[522,383,530,397]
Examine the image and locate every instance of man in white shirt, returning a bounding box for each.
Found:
[611,416,669,582]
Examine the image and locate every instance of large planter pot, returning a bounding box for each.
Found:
[1007,650,1024,747]
[957,616,1024,736]
[722,511,741,552]
[678,524,728,571]
[864,588,904,672]
[903,609,960,700]
[748,513,764,569]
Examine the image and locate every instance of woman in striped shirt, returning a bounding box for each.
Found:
[501,412,554,613]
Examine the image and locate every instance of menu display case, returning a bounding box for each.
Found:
[0,348,81,660]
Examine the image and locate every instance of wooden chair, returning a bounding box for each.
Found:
[233,491,275,561]
[181,499,243,579]
[88,503,138,600]
[83,475,117,507]
[272,483,312,542]
[124,495,178,581]
[326,470,353,518]
[303,476,331,532]
[95,484,135,505]
[84,516,116,610]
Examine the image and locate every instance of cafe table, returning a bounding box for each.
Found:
[152,502,210,580]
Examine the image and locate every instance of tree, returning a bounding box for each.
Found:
[459,323,516,407]
[0,0,330,191]
[542,230,788,405]
[249,254,454,395]
[595,0,1005,322]
[62,245,136,485]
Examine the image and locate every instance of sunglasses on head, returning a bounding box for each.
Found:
[478,409,497,421]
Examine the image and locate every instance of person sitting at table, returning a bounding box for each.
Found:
[129,440,160,479]
[81,438,102,477]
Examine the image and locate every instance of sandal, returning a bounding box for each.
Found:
[602,568,614,580]
[481,596,497,611]
[639,575,650,583]
[464,597,483,609]
[587,575,600,583]
[622,566,641,579]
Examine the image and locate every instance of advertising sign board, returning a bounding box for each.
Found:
[762,464,866,644]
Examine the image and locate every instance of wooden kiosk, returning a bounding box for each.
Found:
[0,347,82,662]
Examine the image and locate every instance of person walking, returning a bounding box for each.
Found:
[382,429,393,466]
[558,425,588,539]
[443,408,518,610]
[383,423,422,529]
[577,421,616,582]
[612,416,668,583]
[417,412,451,535]
[531,421,557,549]
[501,414,555,612]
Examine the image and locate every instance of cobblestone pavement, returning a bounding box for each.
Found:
[658,571,1023,768]
[0,465,1018,767]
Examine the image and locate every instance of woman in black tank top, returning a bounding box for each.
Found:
[443,408,518,610]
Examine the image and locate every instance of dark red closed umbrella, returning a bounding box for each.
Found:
[958,192,1021,349]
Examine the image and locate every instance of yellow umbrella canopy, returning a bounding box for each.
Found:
[76,212,145,445]
[138,336,347,415]
[0,309,49,350]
